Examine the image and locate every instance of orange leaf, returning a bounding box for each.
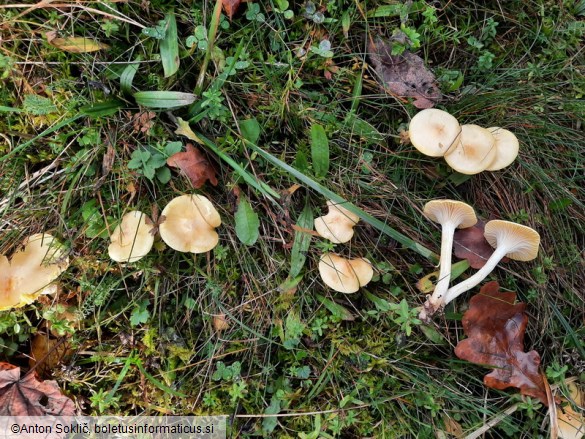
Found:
[166,143,218,188]
[454,282,548,405]
[0,362,75,415]
[222,0,242,19]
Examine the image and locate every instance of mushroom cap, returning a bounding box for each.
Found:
[484,220,540,261]
[314,200,360,244]
[318,253,373,294]
[444,124,497,174]
[485,127,520,171]
[0,233,69,310]
[108,211,155,262]
[159,194,222,253]
[408,109,461,157]
[424,199,477,229]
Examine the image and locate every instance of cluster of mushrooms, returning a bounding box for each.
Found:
[315,201,374,293]
[409,108,520,174]
[418,199,540,321]
[0,234,69,310]
[108,194,221,262]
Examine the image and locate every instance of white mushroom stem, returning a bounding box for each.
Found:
[427,222,458,310]
[443,245,509,305]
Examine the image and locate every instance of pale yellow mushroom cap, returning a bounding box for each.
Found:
[484,220,540,261]
[424,200,477,229]
[444,124,497,174]
[314,200,360,244]
[159,194,222,253]
[485,127,520,171]
[318,253,373,294]
[0,233,69,311]
[108,211,155,262]
[408,109,461,157]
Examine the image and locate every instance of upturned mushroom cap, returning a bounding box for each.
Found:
[108,211,155,262]
[484,220,540,261]
[159,194,222,253]
[318,253,373,294]
[444,124,497,174]
[314,200,360,244]
[424,200,477,229]
[408,108,461,157]
[485,127,520,171]
[0,234,69,310]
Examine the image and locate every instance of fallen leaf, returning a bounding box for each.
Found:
[46,31,108,53]
[29,333,72,378]
[0,362,75,415]
[131,110,156,133]
[454,220,509,269]
[367,36,441,109]
[222,0,243,19]
[454,282,548,405]
[174,117,204,144]
[166,143,218,188]
[557,383,585,439]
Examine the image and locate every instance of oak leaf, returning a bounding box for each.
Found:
[454,220,509,269]
[0,362,75,415]
[166,143,218,188]
[367,36,441,109]
[454,282,548,405]
[222,0,243,19]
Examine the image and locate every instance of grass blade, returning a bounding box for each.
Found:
[244,141,438,262]
[289,200,313,278]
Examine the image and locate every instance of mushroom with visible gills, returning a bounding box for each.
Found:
[419,200,477,320]
[408,108,461,157]
[159,194,222,253]
[0,234,69,310]
[485,127,520,171]
[443,220,540,306]
[444,124,497,175]
[108,211,155,262]
[314,200,360,244]
[318,253,373,294]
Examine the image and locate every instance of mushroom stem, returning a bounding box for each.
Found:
[427,222,457,309]
[443,245,509,305]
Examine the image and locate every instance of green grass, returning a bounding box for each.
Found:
[0,0,584,437]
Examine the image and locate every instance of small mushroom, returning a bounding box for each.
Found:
[0,234,69,311]
[159,194,222,253]
[318,253,373,294]
[314,200,360,244]
[408,108,461,157]
[108,211,155,262]
[443,220,540,306]
[444,124,497,174]
[485,127,520,171]
[420,200,477,320]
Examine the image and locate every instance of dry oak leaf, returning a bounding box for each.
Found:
[454,281,548,405]
[222,0,244,19]
[166,143,218,188]
[454,220,509,269]
[0,362,75,415]
[367,35,441,109]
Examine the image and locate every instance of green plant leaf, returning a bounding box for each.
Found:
[160,12,179,78]
[130,300,150,326]
[235,196,260,246]
[315,294,355,321]
[239,118,261,144]
[80,100,124,118]
[133,91,197,109]
[289,201,313,278]
[310,123,329,178]
[120,62,139,94]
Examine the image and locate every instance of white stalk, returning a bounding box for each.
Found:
[427,222,457,309]
[443,245,509,305]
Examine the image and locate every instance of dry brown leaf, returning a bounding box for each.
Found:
[131,111,156,133]
[367,36,441,109]
[0,362,75,415]
[46,31,108,53]
[222,0,243,19]
[166,143,218,188]
[454,220,509,269]
[454,282,548,405]
[29,334,72,378]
